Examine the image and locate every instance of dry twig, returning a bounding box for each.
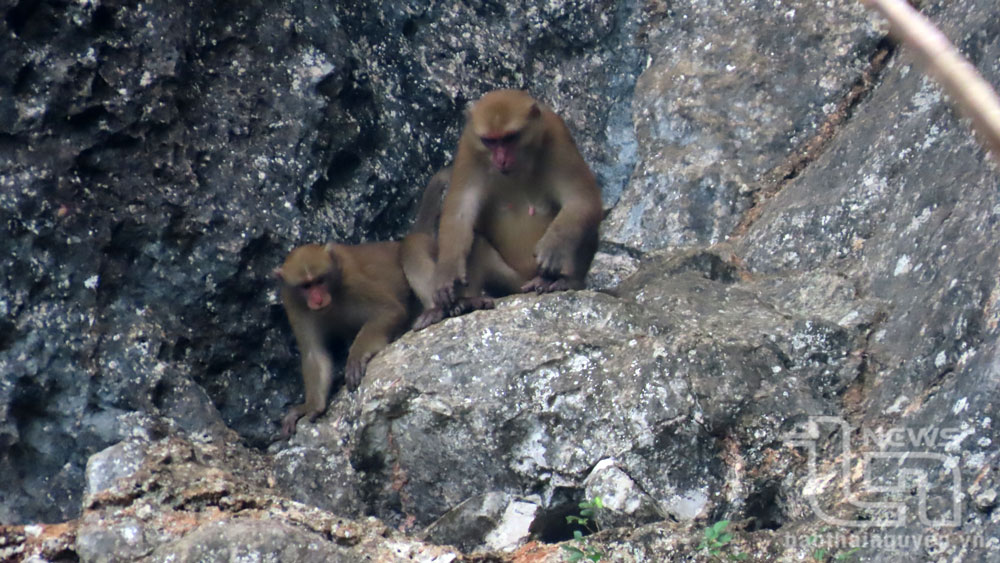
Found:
[863,0,1000,158]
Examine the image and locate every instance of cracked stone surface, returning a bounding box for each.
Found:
[4,0,1000,561]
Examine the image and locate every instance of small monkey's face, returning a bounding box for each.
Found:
[297,277,332,310]
[275,244,340,311]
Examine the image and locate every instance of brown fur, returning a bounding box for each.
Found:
[275,242,411,436]
[418,89,602,328]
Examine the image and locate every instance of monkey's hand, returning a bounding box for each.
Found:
[533,231,573,280]
[432,259,467,309]
[345,355,370,391]
[281,405,308,438]
[521,276,571,294]
[413,296,495,330]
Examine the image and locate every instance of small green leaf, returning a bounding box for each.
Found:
[713,520,731,534]
[705,527,719,540]
[573,530,584,540]
[717,532,732,544]
[835,547,861,560]
[593,497,604,508]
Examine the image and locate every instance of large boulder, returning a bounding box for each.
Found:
[4,0,1000,561]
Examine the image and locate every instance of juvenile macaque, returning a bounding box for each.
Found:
[275,242,411,436]
[419,89,602,328]
[275,170,457,435]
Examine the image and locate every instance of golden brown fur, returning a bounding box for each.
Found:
[417,89,602,328]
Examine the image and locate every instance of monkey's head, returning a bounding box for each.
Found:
[468,89,543,174]
[274,243,341,311]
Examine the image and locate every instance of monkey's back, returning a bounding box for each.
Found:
[333,241,409,298]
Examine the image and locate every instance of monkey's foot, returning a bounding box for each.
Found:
[452,296,495,315]
[521,276,571,293]
[413,297,495,331]
[281,410,305,438]
[413,308,444,331]
[280,405,325,438]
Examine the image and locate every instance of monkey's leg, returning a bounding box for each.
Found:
[523,217,597,293]
[345,304,409,390]
[282,347,333,437]
[474,237,530,297]
[414,236,522,330]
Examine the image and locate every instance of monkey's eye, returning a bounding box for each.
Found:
[481,132,520,148]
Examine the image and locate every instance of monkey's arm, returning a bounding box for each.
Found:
[403,167,450,309]
[533,172,602,282]
[344,301,409,390]
[432,168,484,307]
[282,332,334,437]
[401,232,437,309]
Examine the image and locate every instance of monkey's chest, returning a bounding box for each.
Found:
[481,199,555,269]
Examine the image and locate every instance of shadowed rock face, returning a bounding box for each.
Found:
[4,0,1000,561]
[0,0,643,524]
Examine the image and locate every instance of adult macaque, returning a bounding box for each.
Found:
[421,89,602,328]
[275,242,411,436]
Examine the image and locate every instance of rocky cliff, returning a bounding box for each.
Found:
[2,0,999,561]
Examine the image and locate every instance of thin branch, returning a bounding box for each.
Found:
[862,0,1000,158]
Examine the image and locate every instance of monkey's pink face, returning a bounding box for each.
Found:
[480,131,521,174]
[299,279,332,310]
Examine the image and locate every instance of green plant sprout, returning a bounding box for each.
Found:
[562,497,605,562]
[696,520,748,561]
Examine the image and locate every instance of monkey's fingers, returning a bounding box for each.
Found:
[520,276,541,292]
[345,358,368,391]
[413,307,447,330]
[281,409,305,438]
[521,276,570,294]
[433,286,453,308]
[451,296,494,315]
[414,297,495,330]
[433,279,463,309]
[534,247,570,280]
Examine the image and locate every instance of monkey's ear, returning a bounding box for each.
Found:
[528,103,541,119]
[273,267,285,280]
